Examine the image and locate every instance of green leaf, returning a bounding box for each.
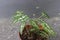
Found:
[38,19,55,36]
[35,30,48,38]
[41,11,49,18]
[38,19,51,30]
[40,31,48,37]
[19,22,25,35]
[12,11,30,35]
[30,28,35,32]
[30,20,39,30]
[41,23,55,36]
[12,11,29,23]
[16,11,23,14]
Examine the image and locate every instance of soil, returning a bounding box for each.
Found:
[19,25,47,40]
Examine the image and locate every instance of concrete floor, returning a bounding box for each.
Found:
[0,18,20,40]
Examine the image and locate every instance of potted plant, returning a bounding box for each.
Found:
[12,11,56,40]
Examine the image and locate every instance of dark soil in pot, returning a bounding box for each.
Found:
[19,25,47,40]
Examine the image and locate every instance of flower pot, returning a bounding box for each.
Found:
[18,25,48,40]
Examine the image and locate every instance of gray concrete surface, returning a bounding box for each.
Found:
[0,0,60,40]
[0,18,19,40]
[0,0,60,18]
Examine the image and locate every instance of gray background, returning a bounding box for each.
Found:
[0,0,60,18]
[0,0,60,40]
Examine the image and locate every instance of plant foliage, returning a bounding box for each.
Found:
[12,10,56,37]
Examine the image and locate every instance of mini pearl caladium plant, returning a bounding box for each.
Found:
[12,10,56,38]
